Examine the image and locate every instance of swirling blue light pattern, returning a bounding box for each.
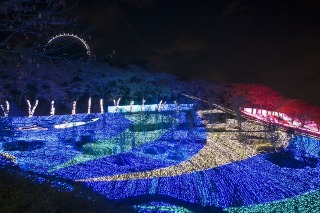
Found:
[0,110,319,210]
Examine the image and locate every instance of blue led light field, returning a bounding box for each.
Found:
[0,110,320,211]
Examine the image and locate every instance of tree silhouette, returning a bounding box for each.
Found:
[0,0,76,63]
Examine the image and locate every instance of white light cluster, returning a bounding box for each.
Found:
[26,99,38,117]
[88,97,92,114]
[100,99,104,114]
[50,100,55,116]
[72,101,77,115]
[0,101,10,117]
[0,152,17,164]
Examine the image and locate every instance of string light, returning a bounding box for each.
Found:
[242,108,320,137]
[88,97,91,114]
[45,33,91,55]
[133,202,193,213]
[50,100,55,116]
[76,132,257,182]
[100,99,104,114]
[0,101,10,117]
[26,99,38,117]
[72,101,76,115]
[0,109,319,210]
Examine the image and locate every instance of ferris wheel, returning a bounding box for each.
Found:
[44,33,91,58]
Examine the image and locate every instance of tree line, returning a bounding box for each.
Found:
[0,61,227,116]
[228,84,320,131]
[0,60,319,133]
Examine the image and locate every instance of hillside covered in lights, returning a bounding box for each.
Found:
[1,0,320,212]
[0,62,320,212]
[1,94,320,212]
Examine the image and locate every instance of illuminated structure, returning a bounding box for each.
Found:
[45,33,91,55]
[242,108,320,137]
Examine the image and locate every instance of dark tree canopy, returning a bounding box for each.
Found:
[0,0,76,64]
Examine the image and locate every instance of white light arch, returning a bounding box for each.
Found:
[45,33,91,55]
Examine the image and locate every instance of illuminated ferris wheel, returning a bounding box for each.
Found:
[44,33,91,59]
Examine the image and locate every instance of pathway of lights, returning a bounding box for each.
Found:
[79,134,320,208]
[77,116,293,182]
[0,108,320,210]
[76,132,258,181]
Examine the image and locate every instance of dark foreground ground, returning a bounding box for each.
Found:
[0,166,134,213]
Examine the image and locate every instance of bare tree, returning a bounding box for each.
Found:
[37,62,69,115]
[0,68,12,116]
[149,72,175,104]
[64,63,86,115]
[126,66,153,104]
[88,63,115,113]
[0,0,76,63]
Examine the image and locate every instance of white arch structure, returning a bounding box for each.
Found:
[45,33,91,55]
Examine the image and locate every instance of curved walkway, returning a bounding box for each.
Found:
[77,132,258,182]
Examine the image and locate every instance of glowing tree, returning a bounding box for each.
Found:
[170,80,189,111]
[109,69,132,112]
[86,64,125,113]
[22,65,52,117]
[313,107,320,131]
[65,66,86,115]
[148,72,175,105]
[38,62,69,115]
[126,68,146,102]
[85,63,115,113]
[81,64,99,114]
[228,84,251,129]
[126,67,161,108]
[1,63,41,117]
[245,84,284,117]
[279,99,318,128]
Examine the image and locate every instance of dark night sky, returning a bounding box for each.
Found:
[72,0,319,106]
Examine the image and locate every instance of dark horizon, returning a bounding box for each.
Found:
[72,0,319,106]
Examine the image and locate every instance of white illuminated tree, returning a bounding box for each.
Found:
[21,64,53,117]
[81,64,96,114]
[37,62,69,115]
[0,67,13,116]
[109,69,130,111]
[64,64,86,115]
[0,63,39,116]
[126,67,158,105]
[149,72,175,104]
[170,80,190,110]
[89,63,115,113]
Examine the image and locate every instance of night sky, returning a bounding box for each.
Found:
[73,0,319,106]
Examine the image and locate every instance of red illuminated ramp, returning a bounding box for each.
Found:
[241,108,320,138]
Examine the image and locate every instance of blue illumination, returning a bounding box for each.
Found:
[1,110,320,209]
[108,104,193,113]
